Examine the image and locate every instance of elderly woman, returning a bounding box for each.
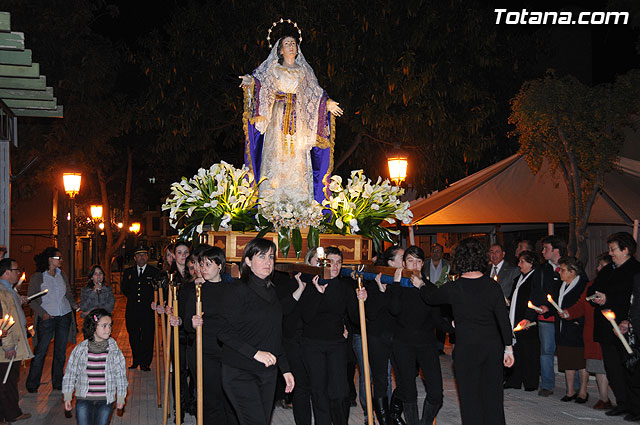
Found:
[414,238,514,425]
[541,257,588,402]
[589,232,640,419]
[562,253,613,409]
[79,265,115,318]
[214,238,295,425]
[240,33,343,205]
[503,250,540,392]
[26,247,79,393]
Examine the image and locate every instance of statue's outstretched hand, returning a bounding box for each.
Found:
[327,100,343,117]
[239,75,252,88]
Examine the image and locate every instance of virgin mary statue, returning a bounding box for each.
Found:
[240,34,343,205]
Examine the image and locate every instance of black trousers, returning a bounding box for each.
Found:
[201,354,227,424]
[0,361,22,421]
[303,339,349,425]
[601,342,633,410]
[392,339,443,406]
[125,306,155,367]
[504,338,540,390]
[369,333,393,399]
[222,364,277,425]
[454,343,505,425]
[283,337,312,425]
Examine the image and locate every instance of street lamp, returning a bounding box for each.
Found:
[63,172,82,289]
[90,205,103,265]
[129,222,141,234]
[387,155,408,185]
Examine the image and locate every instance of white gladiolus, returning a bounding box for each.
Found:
[349,218,360,233]
[336,217,344,229]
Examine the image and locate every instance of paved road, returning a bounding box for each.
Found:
[13,294,627,424]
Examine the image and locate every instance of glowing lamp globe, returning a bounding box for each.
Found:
[387,157,408,185]
[63,173,82,198]
[90,205,103,220]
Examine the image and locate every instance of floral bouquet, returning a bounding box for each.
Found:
[162,162,263,240]
[257,195,325,258]
[322,170,413,252]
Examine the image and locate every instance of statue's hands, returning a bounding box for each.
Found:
[327,100,343,117]
[239,74,252,88]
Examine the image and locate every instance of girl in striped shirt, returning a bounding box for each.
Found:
[63,308,127,425]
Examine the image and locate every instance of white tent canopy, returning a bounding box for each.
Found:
[409,154,640,227]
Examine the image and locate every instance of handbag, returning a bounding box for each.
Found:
[624,324,640,372]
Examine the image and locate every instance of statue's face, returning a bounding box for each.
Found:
[279,37,298,62]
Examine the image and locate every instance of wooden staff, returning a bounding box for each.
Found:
[195,282,203,425]
[154,289,162,407]
[162,284,173,425]
[356,273,374,425]
[172,283,182,425]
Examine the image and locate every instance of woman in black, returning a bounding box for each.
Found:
[299,246,364,425]
[214,238,294,425]
[390,246,449,425]
[589,232,640,418]
[182,246,235,424]
[504,250,540,391]
[415,238,514,425]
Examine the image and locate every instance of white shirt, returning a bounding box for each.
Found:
[490,260,504,278]
[429,261,443,283]
[40,268,72,317]
[137,264,147,276]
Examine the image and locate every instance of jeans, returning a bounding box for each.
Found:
[538,321,556,391]
[26,312,72,390]
[76,399,114,425]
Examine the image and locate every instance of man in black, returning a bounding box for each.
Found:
[488,243,521,298]
[121,246,159,370]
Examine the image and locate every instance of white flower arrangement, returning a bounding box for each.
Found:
[259,196,324,232]
[322,170,413,251]
[162,161,264,239]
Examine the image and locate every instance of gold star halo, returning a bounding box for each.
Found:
[267,18,302,49]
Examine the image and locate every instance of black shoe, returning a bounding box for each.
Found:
[538,389,553,397]
[503,384,521,389]
[26,387,37,394]
[389,390,406,425]
[606,406,627,416]
[560,394,578,402]
[140,366,151,372]
[623,412,640,421]
[128,364,138,370]
[575,394,589,404]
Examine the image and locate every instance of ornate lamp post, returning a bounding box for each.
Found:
[387,155,408,186]
[90,205,103,265]
[63,172,81,289]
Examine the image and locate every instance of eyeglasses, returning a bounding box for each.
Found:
[8,268,20,271]
[51,256,62,260]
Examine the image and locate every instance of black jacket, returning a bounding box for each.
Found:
[588,258,640,345]
[508,269,540,342]
[214,273,290,373]
[555,276,588,347]
[121,264,159,310]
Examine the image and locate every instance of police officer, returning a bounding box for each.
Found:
[122,246,159,371]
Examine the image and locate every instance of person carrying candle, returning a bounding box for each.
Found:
[560,253,612,410]
[414,238,514,425]
[618,258,640,421]
[540,257,589,403]
[0,258,32,423]
[588,232,640,419]
[26,247,79,393]
[62,308,127,425]
[503,250,541,392]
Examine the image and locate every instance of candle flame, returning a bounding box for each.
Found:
[493,274,498,282]
[3,314,7,321]
[528,301,535,308]
[28,325,33,330]
[602,309,616,320]
[513,324,524,331]
[0,330,2,337]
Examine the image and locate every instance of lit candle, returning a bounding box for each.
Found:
[16,272,26,288]
[0,314,8,332]
[514,322,537,332]
[27,289,49,301]
[546,294,563,314]
[601,310,632,354]
[493,274,498,282]
[527,301,544,313]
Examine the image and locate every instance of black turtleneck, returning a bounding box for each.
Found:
[182,279,229,356]
[213,272,290,373]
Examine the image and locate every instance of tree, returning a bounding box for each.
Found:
[509,70,640,261]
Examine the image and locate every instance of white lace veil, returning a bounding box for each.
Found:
[252,38,325,149]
